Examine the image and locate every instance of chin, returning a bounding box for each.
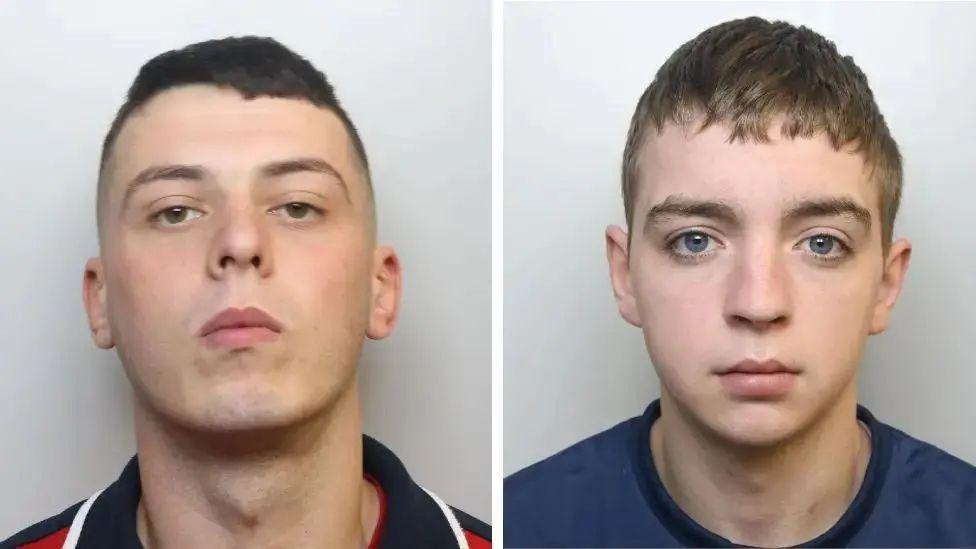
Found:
[700,399,805,448]
[143,379,310,435]
[196,373,355,434]
[137,352,358,435]
[200,398,304,432]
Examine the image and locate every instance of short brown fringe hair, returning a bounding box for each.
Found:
[622,17,902,251]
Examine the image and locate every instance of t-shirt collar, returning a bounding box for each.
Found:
[630,398,892,547]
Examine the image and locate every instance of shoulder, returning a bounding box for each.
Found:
[866,421,976,544]
[504,416,642,546]
[883,422,976,502]
[506,416,638,498]
[1,500,84,549]
[449,506,491,548]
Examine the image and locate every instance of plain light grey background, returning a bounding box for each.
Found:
[505,1,976,475]
[0,0,489,535]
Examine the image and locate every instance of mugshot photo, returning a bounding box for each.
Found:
[0,1,489,548]
[3,1,976,548]
[504,1,976,547]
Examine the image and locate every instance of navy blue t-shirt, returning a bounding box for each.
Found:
[505,399,976,547]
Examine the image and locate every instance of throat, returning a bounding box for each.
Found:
[136,474,382,549]
[650,409,872,547]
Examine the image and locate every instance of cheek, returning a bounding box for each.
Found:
[105,244,205,396]
[632,262,723,371]
[792,270,876,367]
[109,243,202,334]
[277,238,373,323]
[630,256,878,381]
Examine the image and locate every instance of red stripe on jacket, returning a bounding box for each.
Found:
[464,529,491,548]
[18,527,68,549]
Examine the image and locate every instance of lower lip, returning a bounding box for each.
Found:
[718,372,797,398]
[203,327,280,349]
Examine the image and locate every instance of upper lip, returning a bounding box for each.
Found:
[198,307,283,337]
[719,359,798,375]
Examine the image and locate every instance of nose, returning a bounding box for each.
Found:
[207,205,274,280]
[724,238,792,331]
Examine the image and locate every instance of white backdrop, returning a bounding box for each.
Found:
[0,0,490,534]
[505,1,976,474]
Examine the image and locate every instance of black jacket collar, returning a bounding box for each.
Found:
[74,435,464,548]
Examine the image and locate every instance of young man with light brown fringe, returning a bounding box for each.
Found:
[506,16,976,548]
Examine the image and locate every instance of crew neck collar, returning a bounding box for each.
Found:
[630,399,892,547]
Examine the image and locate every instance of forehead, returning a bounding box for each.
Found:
[636,120,878,216]
[107,84,361,193]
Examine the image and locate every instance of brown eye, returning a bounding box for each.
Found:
[284,203,311,219]
[273,202,323,221]
[155,206,202,226]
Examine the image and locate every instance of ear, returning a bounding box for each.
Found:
[869,238,912,335]
[83,257,115,349]
[366,246,402,340]
[606,225,641,327]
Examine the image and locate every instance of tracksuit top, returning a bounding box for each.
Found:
[3,435,490,549]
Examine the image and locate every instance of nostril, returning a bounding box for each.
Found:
[215,255,263,271]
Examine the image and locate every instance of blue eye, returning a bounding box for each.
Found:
[667,232,849,264]
[667,231,717,262]
[807,234,835,255]
[803,234,851,264]
[681,232,710,253]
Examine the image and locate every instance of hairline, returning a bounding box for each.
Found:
[96,87,375,244]
[624,117,896,253]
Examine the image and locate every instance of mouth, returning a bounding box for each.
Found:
[198,307,283,349]
[716,359,799,398]
[719,358,799,375]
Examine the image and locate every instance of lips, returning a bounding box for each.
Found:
[198,307,283,349]
[720,358,798,375]
[717,359,799,398]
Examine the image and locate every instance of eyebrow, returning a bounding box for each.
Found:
[121,156,349,210]
[642,194,873,235]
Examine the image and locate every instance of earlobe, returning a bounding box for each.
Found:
[366,246,402,340]
[869,238,912,335]
[83,257,115,349]
[606,225,642,327]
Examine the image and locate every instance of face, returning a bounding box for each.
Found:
[83,85,401,433]
[607,120,911,446]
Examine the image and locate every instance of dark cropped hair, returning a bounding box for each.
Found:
[623,17,901,251]
[97,36,369,233]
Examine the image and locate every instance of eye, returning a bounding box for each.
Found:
[668,231,720,260]
[801,234,849,262]
[152,206,203,227]
[271,202,323,221]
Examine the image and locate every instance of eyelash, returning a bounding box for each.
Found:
[665,231,852,265]
[268,202,325,222]
[148,201,325,227]
[149,205,203,227]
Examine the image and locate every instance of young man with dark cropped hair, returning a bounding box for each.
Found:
[506,16,976,547]
[3,36,489,549]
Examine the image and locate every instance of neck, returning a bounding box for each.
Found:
[652,386,871,548]
[132,379,379,549]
